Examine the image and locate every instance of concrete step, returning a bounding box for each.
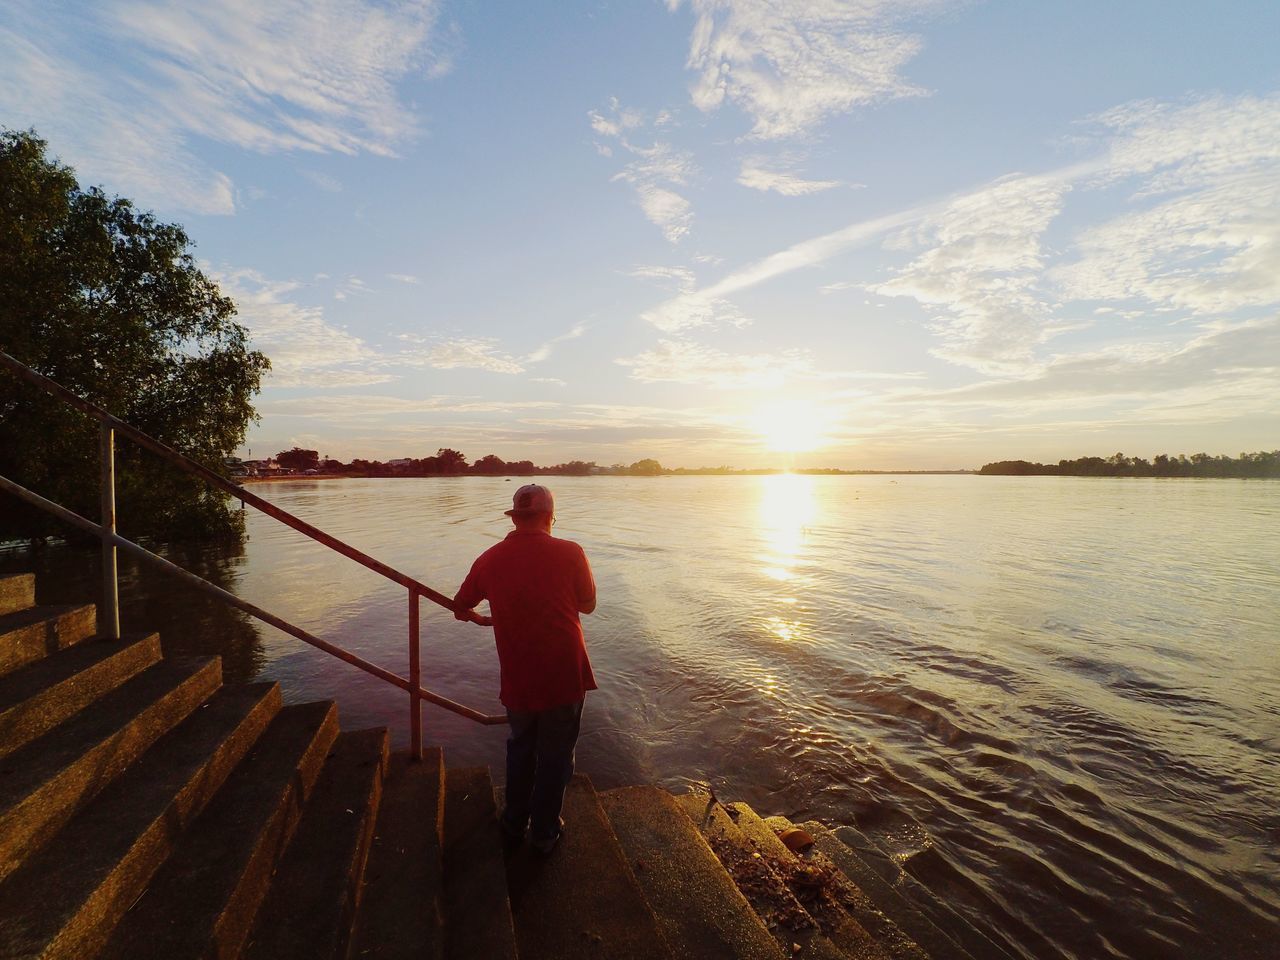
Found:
[732,804,893,960]
[761,815,933,960]
[504,775,674,960]
[600,785,784,960]
[819,824,1018,960]
[0,656,222,883]
[349,748,447,960]
[0,603,97,676]
[95,699,340,960]
[442,766,517,960]
[0,574,35,616]
[675,792,847,960]
[0,682,281,960]
[0,632,162,757]
[244,727,390,960]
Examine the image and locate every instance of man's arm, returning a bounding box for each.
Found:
[576,547,597,615]
[454,558,494,626]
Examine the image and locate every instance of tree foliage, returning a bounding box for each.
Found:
[275,448,319,471]
[0,129,270,542]
[979,452,1280,478]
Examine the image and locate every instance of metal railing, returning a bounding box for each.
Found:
[0,350,506,757]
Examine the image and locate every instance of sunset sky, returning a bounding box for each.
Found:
[3,1,1278,468]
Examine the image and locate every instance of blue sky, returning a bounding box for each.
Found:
[3,0,1278,468]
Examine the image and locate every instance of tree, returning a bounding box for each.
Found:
[0,130,270,541]
[276,448,319,471]
[471,454,506,475]
[629,458,664,476]
[432,448,468,475]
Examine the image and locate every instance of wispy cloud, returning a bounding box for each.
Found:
[738,157,844,195]
[301,170,343,193]
[642,204,921,331]
[0,0,444,214]
[386,273,422,285]
[616,338,810,388]
[333,276,372,301]
[870,172,1077,374]
[260,394,558,419]
[1056,94,1280,316]
[525,323,588,364]
[219,268,392,387]
[639,91,1280,381]
[888,317,1280,423]
[591,99,697,243]
[409,337,526,374]
[669,0,946,139]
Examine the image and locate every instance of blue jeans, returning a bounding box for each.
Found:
[501,699,584,845]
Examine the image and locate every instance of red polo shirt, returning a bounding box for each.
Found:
[454,529,597,712]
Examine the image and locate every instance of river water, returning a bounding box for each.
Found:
[3,475,1277,959]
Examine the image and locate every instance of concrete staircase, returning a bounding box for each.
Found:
[0,572,993,960]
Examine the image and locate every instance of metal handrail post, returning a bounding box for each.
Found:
[99,423,120,640]
[409,588,422,760]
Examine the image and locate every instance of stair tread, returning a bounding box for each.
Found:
[0,604,98,675]
[759,814,933,960]
[0,633,162,757]
[675,793,847,960]
[0,575,34,617]
[503,774,673,960]
[812,823,1017,960]
[96,699,339,960]
[600,785,784,960]
[350,748,446,960]
[245,727,390,960]
[0,656,222,883]
[0,682,281,960]
[731,804,894,960]
[443,766,517,960]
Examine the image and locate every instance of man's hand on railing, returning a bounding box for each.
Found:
[454,607,493,627]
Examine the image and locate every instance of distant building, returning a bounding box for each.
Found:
[242,458,287,476]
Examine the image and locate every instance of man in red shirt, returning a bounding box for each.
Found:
[453,483,597,853]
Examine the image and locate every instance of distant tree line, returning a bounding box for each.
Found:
[979,451,1280,478]
[266,448,669,478]
[259,449,980,478]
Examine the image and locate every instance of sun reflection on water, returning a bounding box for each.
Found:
[756,473,820,645]
[757,472,818,583]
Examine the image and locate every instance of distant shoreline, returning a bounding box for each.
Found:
[238,470,977,483]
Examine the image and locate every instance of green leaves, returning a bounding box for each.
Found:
[0,129,270,543]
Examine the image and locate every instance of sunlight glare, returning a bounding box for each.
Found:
[752,399,833,453]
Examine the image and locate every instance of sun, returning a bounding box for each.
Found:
[751,399,833,454]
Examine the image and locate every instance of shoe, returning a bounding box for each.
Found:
[530,817,565,855]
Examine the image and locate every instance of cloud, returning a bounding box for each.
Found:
[632,92,1280,380]
[616,338,811,388]
[386,273,422,285]
[642,204,921,331]
[525,323,588,364]
[669,0,945,139]
[259,394,558,419]
[301,170,343,193]
[0,0,443,214]
[628,265,698,289]
[1056,94,1280,316]
[738,157,842,195]
[592,100,697,243]
[889,317,1280,423]
[333,276,371,301]
[219,268,392,387]
[870,172,1076,374]
[413,338,526,374]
